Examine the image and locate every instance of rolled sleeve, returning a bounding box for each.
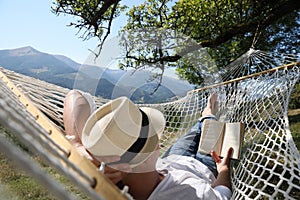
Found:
[213,186,232,200]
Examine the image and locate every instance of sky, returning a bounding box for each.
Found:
[0,0,135,64]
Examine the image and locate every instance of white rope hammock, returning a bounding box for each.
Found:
[0,49,299,199]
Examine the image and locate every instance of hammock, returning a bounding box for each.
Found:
[0,49,299,199]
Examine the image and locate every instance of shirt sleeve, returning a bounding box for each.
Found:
[213,186,232,200]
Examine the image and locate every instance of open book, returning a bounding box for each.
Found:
[199,119,245,160]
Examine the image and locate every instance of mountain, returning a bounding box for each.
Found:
[0,46,75,74]
[0,46,193,103]
[53,54,81,70]
[0,46,78,89]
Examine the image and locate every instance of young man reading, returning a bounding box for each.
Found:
[63,91,232,200]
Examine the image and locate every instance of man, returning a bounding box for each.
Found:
[63,90,232,199]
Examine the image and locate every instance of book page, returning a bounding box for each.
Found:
[220,122,244,159]
[199,120,225,155]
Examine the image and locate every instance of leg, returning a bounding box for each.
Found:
[63,90,92,143]
[161,117,215,158]
[162,120,204,158]
[63,90,99,165]
[162,93,219,176]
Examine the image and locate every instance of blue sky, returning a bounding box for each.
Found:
[0,0,135,63]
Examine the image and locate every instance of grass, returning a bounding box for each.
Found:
[288,109,300,151]
[0,153,92,200]
[0,153,58,200]
[0,127,90,200]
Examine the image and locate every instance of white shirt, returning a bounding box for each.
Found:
[148,155,232,200]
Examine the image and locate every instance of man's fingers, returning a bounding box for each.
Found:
[104,171,123,184]
[224,147,234,164]
[211,150,221,163]
[104,164,131,184]
[105,171,122,179]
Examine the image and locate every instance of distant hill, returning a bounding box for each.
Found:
[0,46,77,89]
[0,46,193,103]
[53,54,81,70]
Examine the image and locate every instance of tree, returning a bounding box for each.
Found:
[52,0,300,86]
[52,0,126,54]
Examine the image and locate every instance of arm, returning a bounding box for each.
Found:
[211,147,233,190]
[84,152,132,184]
[103,163,131,184]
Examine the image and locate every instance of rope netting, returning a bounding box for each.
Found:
[153,63,300,199]
[0,49,299,199]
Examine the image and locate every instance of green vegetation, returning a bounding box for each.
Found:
[289,84,300,150]
[0,156,56,200]
[289,83,300,109]
[0,153,77,200]
[0,127,90,200]
[289,109,300,151]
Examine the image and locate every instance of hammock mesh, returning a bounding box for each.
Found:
[0,49,299,199]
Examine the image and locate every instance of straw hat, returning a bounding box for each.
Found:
[82,96,165,167]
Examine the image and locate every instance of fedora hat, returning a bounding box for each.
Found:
[82,96,165,167]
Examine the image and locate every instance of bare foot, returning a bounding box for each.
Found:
[202,93,219,117]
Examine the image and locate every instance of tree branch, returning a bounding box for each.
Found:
[91,0,120,58]
[90,0,120,28]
